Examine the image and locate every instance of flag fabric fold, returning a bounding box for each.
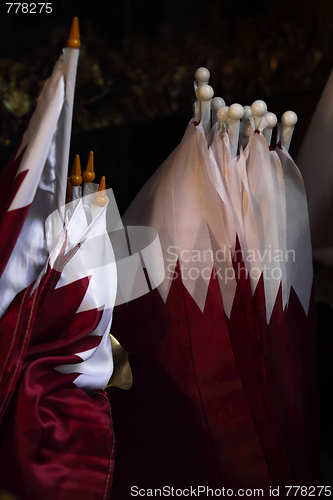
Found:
[297,68,333,268]
[111,102,320,493]
[0,194,117,499]
[0,30,117,499]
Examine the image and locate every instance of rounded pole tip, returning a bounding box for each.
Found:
[281,110,298,127]
[211,97,226,112]
[83,151,95,183]
[265,112,278,129]
[242,105,252,121]
[196,84,214,101]
[195,67,210,85]
[228,103,244,121]
[70,155,82,186]
[217,105,229,123]
[67,17,81,48]
[95,176,108,207]
[251,100,267,117]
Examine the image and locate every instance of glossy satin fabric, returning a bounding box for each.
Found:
[109,120,320,494]
[0,263,115,499]
[110,258,320,496]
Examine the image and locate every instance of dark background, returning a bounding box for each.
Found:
[1,0,333,214]
[1,0,333,483]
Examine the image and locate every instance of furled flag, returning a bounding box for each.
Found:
[296,65,333,459]
[110,70,320,493]
[297,69,333,274]
[0,20,117,500]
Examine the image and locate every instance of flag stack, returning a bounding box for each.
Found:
[110,68,320,492]
[0,19,118,500]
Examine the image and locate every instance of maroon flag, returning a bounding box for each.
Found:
[110,94,320,492]
[0,32,79,418]
[0,228,116,499]
[0,19,118,500]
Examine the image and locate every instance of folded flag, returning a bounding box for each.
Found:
[0,19,118,500]
[110,74,320,491]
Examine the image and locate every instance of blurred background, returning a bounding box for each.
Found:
[1,0,333,213]
[1,0,333,483]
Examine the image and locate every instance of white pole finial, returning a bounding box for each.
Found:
[281,111,298,151]
[228,104,244,158]
[251,100,267,129]
[228,103,244,122]
[242,105,252,122]
[263,112,277,145]
[196,84,214,133]
[211,97,226,125]
[195,67,210,86]
[217,105,229,131]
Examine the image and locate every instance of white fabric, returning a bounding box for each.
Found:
[123,113,312,322]
[201,100,212,136]
[10,56,65,211]
[124,121,237,316]
[263,127,273,146]
[83,182,99,197]
[0,50,78,319]
[244,131,283,322]
[0,46,118,392]
[49,196,117,393]
[276,145,313,315]
[227,120,240,159]
[236,147,263,291]
[269,149,288,308]
[208,134,235,250]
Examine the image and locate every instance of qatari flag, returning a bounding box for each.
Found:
[0,19,118,499]
[0,191,117,500]
[0,18,80,417]
[0,20,79,317]
[110,75,320,493]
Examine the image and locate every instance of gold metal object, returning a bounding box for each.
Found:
[105,335,133,390]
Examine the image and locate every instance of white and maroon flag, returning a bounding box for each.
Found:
[0,19,80,320]
[0,19,80,417]
[110,87,320,492]
[0,19,120,500]
[0,190,118,500]
[111,112,290,491]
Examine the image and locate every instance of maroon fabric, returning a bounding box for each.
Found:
[0,144,29,278]
[181,270,273,489]
[111,266,221,493]
[252,276,320,484]
[229,241,290,485]
[0,142,26,223]
[111,251,320,493]
[0,260,116,500]
[0,200,30,278]
[284,286,320,482]
[0,258,59,423]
